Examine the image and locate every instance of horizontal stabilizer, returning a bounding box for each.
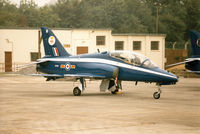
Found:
[17,60,49,69]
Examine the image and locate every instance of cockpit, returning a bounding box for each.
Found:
[109,51,158,68]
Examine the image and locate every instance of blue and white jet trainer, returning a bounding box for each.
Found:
[32,27,178,99]
[166,30,200,74]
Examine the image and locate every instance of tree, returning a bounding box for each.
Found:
[0,0,23,27]
[39,5,61,27]
[184,0,200,39]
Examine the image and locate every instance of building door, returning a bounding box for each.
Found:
[77,46,88,55]
[5,51,12,72]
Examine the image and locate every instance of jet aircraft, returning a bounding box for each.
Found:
[166,31,200,74]
[29,27,178,99]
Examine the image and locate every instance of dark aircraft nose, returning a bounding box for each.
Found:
[167,72,178,84]
[153,68,178,85]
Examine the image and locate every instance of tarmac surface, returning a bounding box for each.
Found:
[0,75,200,134]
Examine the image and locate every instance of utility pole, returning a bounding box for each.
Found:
[38,30,42,59]
[156,6,159,33]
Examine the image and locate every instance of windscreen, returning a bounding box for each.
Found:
[110,51,157,68]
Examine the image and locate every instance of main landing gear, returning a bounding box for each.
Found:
[153,85,161,99]
[111,77,122,94]
[73,87,81,96]
[111,89,119,94]
[73,78,85,96]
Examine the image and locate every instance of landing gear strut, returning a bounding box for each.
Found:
[153,85,161,99]
[111,77,122,94]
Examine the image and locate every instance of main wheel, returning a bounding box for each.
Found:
[111,89,119,94]
[153,92,160,99]
[73,87,81,96]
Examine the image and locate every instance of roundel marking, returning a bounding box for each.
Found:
[48,36,56,46]
[65,62,71,71]
[197,38,200,47]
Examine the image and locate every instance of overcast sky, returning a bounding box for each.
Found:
[10,0,57,7]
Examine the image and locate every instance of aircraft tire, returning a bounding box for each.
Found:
[73,87,81,96]
[111,89,119,94]
[153,92,160,99]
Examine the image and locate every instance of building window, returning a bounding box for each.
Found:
[151,41,159,50]
[96,36,106,45]
[30,52,38,61]
[115,41,124,50]
[133,41,141,50]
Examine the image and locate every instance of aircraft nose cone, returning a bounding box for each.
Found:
[162,71,178,85]
[153,68,178,85]
[169,73,178,84]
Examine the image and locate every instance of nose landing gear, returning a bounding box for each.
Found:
[153,85,161,99]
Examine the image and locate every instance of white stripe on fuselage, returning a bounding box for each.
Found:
[38,58,177,79]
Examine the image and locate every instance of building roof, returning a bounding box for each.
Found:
[0,27,165,36]
[112,33,166,37]
[0,27,112,31]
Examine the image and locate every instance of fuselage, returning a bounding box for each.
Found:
[37,52,178,85]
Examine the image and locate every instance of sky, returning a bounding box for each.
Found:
[10,0,57,7]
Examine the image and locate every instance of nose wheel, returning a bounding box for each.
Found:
[153,92,160,99]
[153,85,161,99]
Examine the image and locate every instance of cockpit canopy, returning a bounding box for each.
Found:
[110,51,158,68]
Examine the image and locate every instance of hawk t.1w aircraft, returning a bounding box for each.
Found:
[166,31,200,74]
[30,27,178,99]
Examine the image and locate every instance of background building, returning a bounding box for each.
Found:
[0,28,166,72]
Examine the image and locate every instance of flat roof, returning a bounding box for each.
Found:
[112,33,166,37]
[0,27,166,36]
[0,27,112,31]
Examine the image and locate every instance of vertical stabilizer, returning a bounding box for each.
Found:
[190,30,200,57]
[41,27,71,57]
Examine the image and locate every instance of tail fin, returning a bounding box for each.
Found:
[190,30,200,57]
[41,27,71,57]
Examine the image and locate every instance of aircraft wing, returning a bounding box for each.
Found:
[166,58,199,68]
[18,59,49,69]
[28,73,107,79]
[165,61,188,67]
[186,70,200,73]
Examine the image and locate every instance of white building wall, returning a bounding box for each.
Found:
[71,30,90,55]
[0,29,39,65]
[52,30,72,55]
[145,36,165,69]
[91,30,112,52]
[112,34,165,69]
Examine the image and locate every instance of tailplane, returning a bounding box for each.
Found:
[190,30,200,57]
[41,27,71,57]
